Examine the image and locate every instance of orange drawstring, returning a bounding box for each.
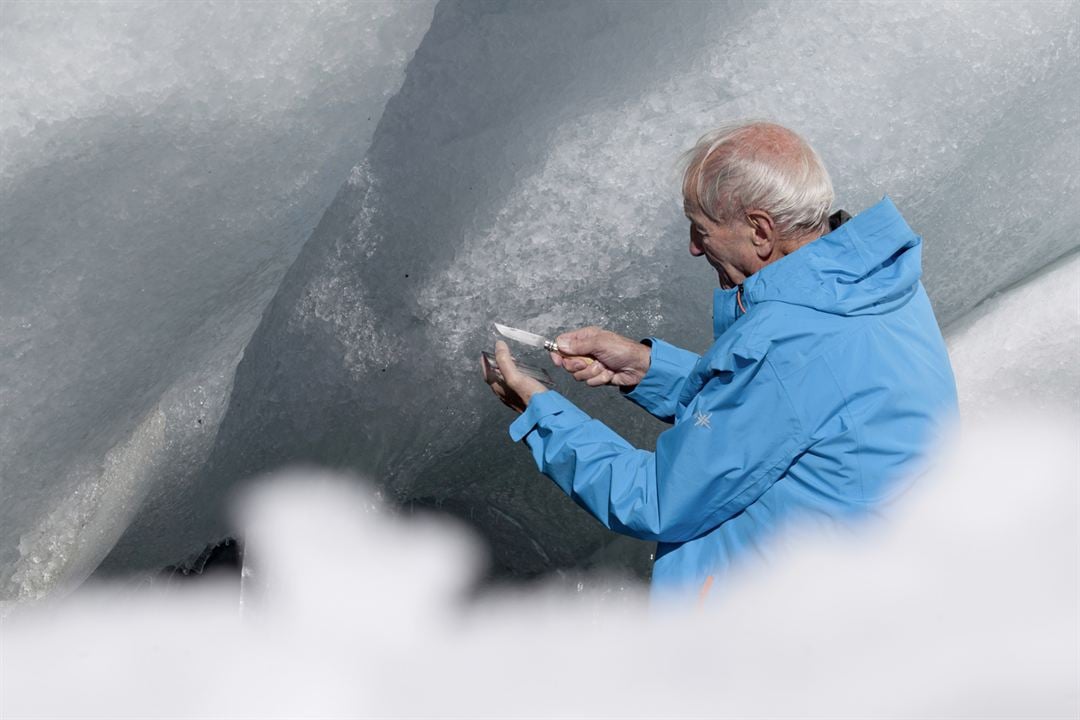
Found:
[697,575,715,607]
[736,285,747,315]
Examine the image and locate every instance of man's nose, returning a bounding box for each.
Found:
[689,231,704,257]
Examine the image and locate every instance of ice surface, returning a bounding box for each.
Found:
[195,1,1080,585]
[2,0,1078,604]
[0,0,437,601]
[947,252,1080,421]
[3,413,1076,717]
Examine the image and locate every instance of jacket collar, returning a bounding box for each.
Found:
[711,196,922,339]
[712,285,742,339]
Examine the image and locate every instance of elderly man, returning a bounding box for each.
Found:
[487,120,958,603]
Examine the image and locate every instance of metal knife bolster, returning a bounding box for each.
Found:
[542,339,560,354]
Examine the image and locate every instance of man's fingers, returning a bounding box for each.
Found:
[585,370,615,387]
[549,351,564,368]
[563,357,591,373]
[573,359,606,383]
[555,326,602,356]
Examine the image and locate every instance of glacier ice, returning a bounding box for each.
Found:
[948,254,1080,421]
[0,0,437,600]
[190,1,1080,584]
[1,0,1078,604]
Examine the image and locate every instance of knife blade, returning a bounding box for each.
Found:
[493,323,595,368]
[493,323,560,353]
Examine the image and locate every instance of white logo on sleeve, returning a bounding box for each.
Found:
[693,410,712,429]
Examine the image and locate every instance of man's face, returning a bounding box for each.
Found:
[684,205,755,290]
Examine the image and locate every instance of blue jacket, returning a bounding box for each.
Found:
[509,197,958,602]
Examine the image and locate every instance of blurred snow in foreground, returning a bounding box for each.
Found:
[2,408,1076,719]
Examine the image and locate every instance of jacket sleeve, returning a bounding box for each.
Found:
[509,356,806,543]
[621,338,701,424]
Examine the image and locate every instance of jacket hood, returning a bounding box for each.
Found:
[713,196,922,338]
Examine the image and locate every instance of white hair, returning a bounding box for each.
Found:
[681,120,834,237]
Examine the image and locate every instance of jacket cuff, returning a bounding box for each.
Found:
[623,338,700,418]
[509,390,576,442]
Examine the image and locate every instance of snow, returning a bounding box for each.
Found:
[3,403,1076,717]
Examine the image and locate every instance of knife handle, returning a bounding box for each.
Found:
[546,340,595,366]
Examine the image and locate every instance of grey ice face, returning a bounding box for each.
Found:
[0,0,438,601]
[203,0,1078,586]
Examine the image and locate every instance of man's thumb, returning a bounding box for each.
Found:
[494,340,518,379]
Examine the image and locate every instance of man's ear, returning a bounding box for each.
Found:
[746,209,776,259]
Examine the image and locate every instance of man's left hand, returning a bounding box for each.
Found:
[487,340,548,413]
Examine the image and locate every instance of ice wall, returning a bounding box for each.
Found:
[0,0,437,601]
[948,253,1080,422]
[186,0,1080,585]
[4,0,1078,602]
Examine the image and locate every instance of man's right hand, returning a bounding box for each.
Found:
[551,326,651,388]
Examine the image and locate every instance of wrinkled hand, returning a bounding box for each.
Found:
[487,340,548,413]
[550,326,651,388]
